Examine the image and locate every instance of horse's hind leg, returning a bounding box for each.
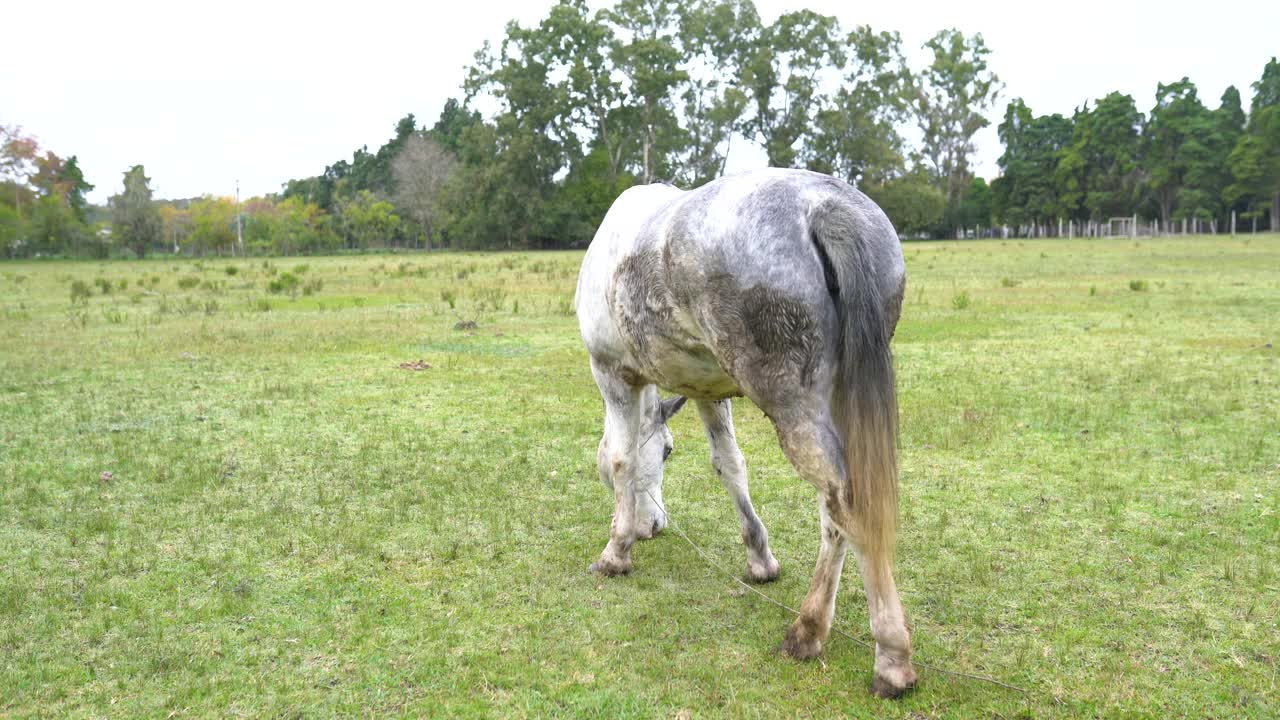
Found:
[696,399,780,583]
[772,410,916,697]
[771,415,851,659]
[588,360,644,576]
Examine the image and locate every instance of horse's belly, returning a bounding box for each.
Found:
[643,335,740,400]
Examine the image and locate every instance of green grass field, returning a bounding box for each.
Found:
[1,237,1277,718]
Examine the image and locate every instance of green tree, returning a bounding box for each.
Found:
[0,203,22,256]
[110,165,161,258]
[806,25,910,185]
[673,0,755,185]
[338,190,400,249]
[1,125,40,218]
[57,156,94,223]
[1226,58,1280,230]
[912,30,1001,203]
[606,0,687,181]
[159,204,192,253]
[741,9,843,168]
[1,144,95,256]
[1142,78,1225,225]
[280,175,335,213]
[1225,116,1280,230]
[431,98,483,155]
[992,99,1072,227]
[428,101,504,249]
[466,7,585,245]
[1201,86,1247,224]
[1249,57,1280,112]
[544,145,637,246]
[274,197,338,255]
[539,0,632,184]
[188,196,237,256]
[0,127,96,256]
[1054,92,1144,223]
[951,176,992,230]
[863,170,946,236]
[437,123,511,249]
[28,194,88,256]
[282,116,421,215]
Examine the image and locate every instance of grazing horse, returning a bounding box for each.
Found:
[575,168,914,697]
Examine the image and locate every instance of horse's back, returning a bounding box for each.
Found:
[664,169,902,305]
[577,169,903,403]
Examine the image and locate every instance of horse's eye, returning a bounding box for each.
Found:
[662,445,673,462]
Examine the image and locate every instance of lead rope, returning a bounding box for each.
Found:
[641,488,1029,697]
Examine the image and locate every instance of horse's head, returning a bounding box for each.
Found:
[636,394,687,536]
[597,392,687,539]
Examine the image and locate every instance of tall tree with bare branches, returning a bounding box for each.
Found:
[392,134,456,250]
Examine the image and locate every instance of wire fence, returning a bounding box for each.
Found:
[953,211,1276,240]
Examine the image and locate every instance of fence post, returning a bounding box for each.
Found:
[1231,210,1236,236]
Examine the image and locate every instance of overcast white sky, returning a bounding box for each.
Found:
[3,0,1275,204]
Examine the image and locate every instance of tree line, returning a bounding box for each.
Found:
[3,0,1277,258]
[279,0,1004,248]
[995,64,1279,235]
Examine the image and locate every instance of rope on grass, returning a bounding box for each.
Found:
[642,488,1029,697]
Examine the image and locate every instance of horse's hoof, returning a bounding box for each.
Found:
[871,662,918,699]
[779,624,822,661]
[635,519,664,541]
[589,559,631,577]
[745,557,780,584]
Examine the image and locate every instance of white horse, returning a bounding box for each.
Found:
[575,168,915,697]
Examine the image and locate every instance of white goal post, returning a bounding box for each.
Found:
[1108,216,1137,238]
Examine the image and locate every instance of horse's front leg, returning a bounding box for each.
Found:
[589,362,644,576]
[696,399,780,583]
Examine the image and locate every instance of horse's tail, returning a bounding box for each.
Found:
[809,197,900,574]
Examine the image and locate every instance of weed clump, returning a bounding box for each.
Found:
[474,286,508,311]
[268,272,300,296]
[70,280,92,304]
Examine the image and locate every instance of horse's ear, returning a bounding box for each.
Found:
[659,396,688,422]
